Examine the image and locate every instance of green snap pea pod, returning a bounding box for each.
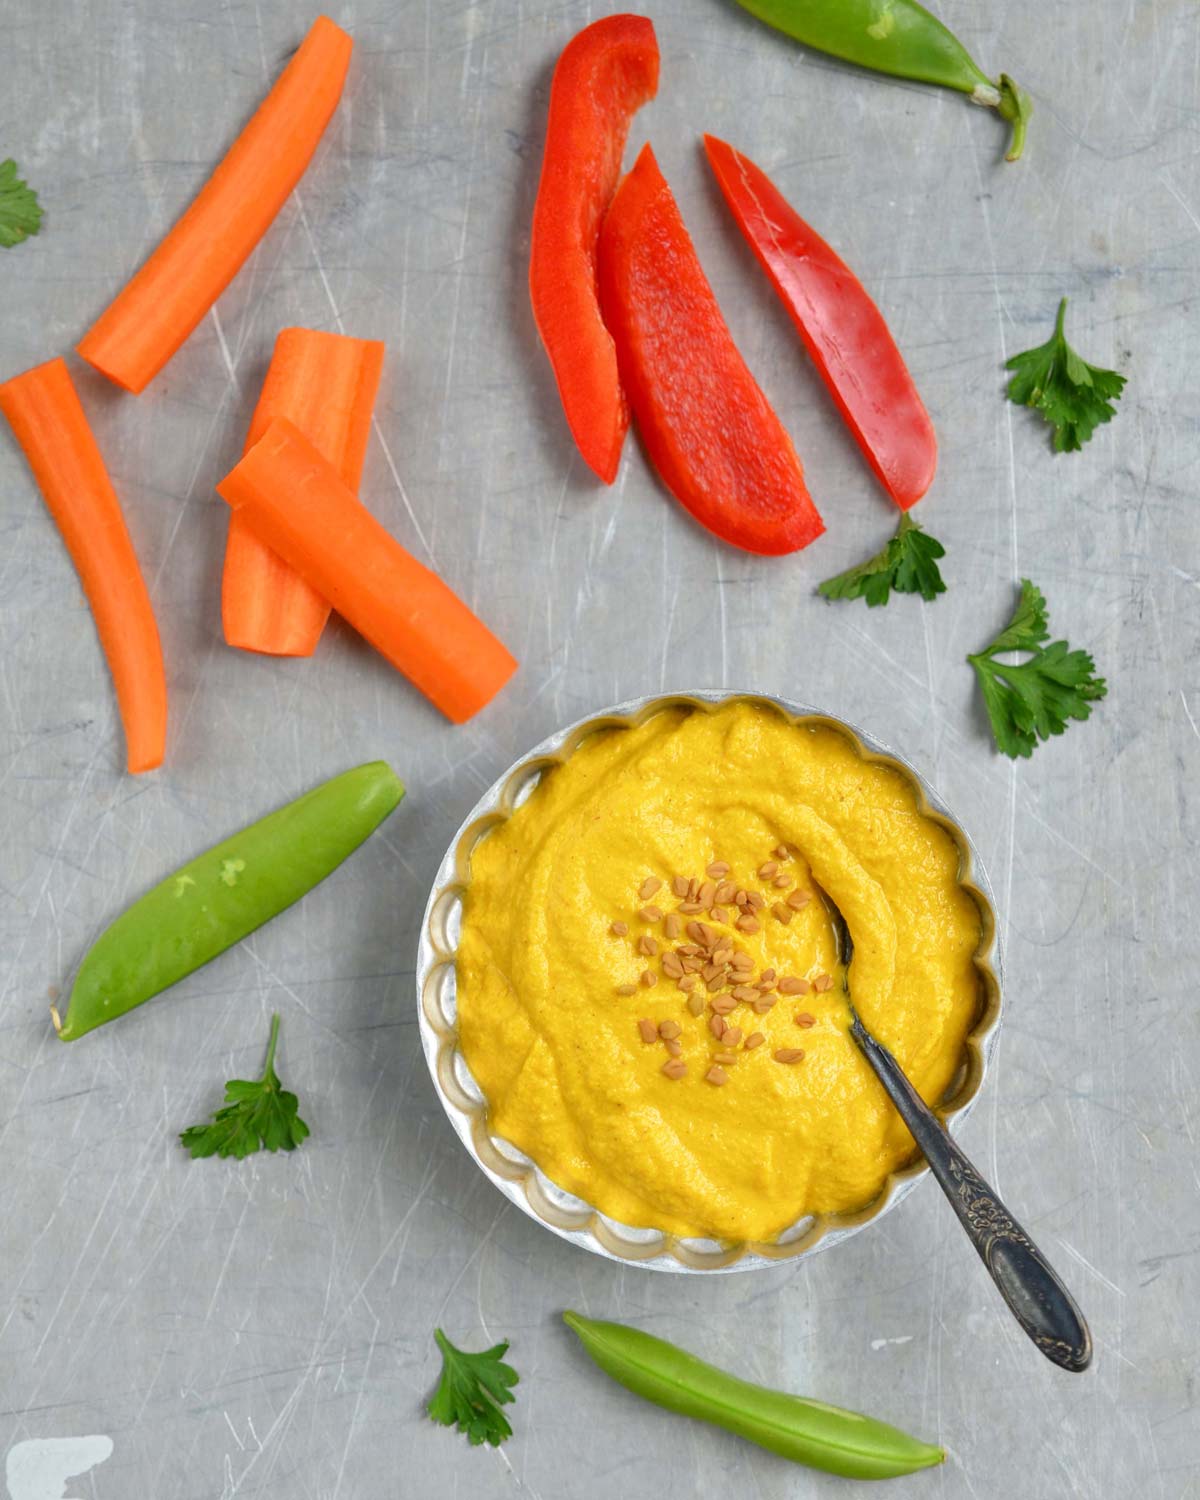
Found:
[563,1312,943,1480]
[54,761,404,1041]
[732,0,1031,161]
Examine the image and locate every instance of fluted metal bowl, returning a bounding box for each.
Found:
[417,691,1003,1273]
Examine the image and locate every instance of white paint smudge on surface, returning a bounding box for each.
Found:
[6,1437,113,1500]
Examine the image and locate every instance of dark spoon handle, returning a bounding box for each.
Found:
[852,1018,1093,1373]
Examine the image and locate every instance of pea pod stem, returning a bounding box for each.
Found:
[563,1312,943,1479]
[733,0,1031,161]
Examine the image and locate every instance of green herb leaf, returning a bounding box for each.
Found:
[180,1013,309,1159]
[428,1328,518,1446]
[0,159,44,248]
[818,513,946,608]
[967,580,1107,758]
[1005,299,1126,452]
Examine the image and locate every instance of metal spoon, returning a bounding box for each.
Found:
[823,898,1093,1373]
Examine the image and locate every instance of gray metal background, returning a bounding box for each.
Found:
[1,2,1195,1496]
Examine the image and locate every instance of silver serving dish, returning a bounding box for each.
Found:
[417,691,1003,1273]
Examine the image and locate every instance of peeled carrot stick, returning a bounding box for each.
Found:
[216,419,517,722]
[77,17,352,394]
[222,328,384,656]
[0,358,167,773]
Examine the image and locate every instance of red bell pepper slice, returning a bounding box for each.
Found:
[703,134,937,511]
[529,15,660,484]
[598,145,824,556]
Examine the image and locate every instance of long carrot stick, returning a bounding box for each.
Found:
[216,419,517,722]
[222,328,384,656]
[0,358,167,773]
[77,17,352,394]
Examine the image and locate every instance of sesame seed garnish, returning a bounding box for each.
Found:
[755,976,776,993]
[734,889,749,907]
[705,1065,728,1087]
[758,861,778,880]
[641,970,658,988]
[815,973,834,992]
[773,1048,805,1065]
[662,952,684,979]
[710,906,728,925]
[722,1025,743,1047]
[686,993,705,1015]
[658,1019,682,1040]
[671,875,690,898]
[773,873,792,889]
[759,968,777,984]
[637,935,658,957]
[638,1018,658,1044]
[687,878,701,902]
[711,994,736,1015]
[698,879,717,909]
[706,974,728,994]
[715,881,737,904]
[661,1058,687,1080]
[772,903,793,925]
[778,976,809,995]
[677,973,699,992]
[709,1014,727,1039]
[744,1032,765,1050]
[610,920,629,937]
[663,913,682,940]
[616,983,638,996]
[678,901,704,914]
[685,921,707,945]
[639,877,662,900]
[746,891,766,911]
[639,905,663,923]
[774,844,789,860]
[731,984,759,1003]
[731,951,755,970]
[786,890,811,910]
[706,861,730,878]
[795,1012,817,1028]
[736,916,761,935]
[664,1037,682,1058]
[751,996,777,1015]
[680,955,704,973]
[713,1050,738,1066]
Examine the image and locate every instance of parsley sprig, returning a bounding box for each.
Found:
[818,513,946,607]
[0,159,43,248]
[1006,299,1126,452]
[179,1013,309,1159]
[428,1328,519,1446]
[968,580,1107,758]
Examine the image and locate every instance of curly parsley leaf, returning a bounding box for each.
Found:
[0,159,43,248]
[428,1328,519,1446]
[968,580,1107,758]
[1006,299,1126,453]
[818,513,947,608]
[180,1013,309,1159]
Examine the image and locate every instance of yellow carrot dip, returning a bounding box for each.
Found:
[455,702,982,1243]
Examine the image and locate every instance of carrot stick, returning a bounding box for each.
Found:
[0,358,167,773]
[216,418,517,722]
[222,328,384,656]
[77,17,352,394]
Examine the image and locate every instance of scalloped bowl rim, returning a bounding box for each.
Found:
[417,690,1003,1274]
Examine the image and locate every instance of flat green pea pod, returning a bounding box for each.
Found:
[54,762,404,1041]
[733,0,1031,161]
[563,1312,943,1480]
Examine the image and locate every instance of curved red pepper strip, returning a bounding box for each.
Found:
[598,145,824,556]
[704,135,936,511]
[529,15,660,484]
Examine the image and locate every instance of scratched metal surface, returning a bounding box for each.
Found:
[0,1,1196,1495]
